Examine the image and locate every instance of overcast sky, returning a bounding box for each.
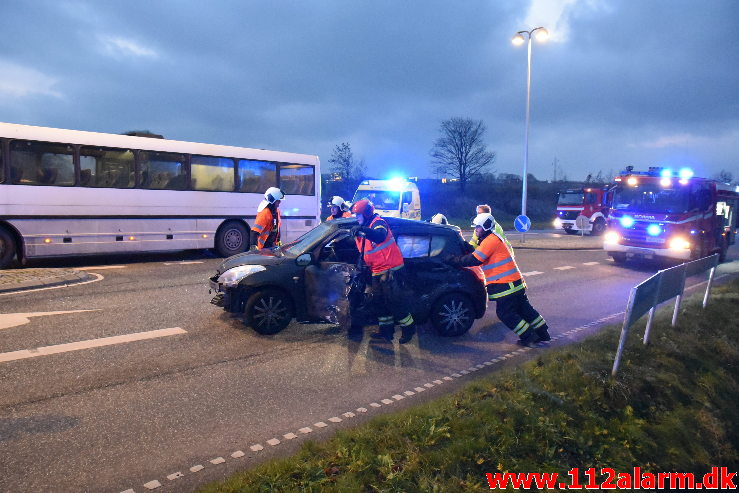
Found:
[1,0,737,182]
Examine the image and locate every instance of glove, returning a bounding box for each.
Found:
[441,253,460,266]
[350,225,367,237]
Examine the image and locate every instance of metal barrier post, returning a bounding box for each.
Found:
[643,273,663,345]
[703,266,716,308]
[612,287,636,377]
[671,267,687,328]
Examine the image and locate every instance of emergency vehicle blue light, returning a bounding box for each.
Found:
[620,216,635,228]
[679,168,694,179]
[647,224,662,236]
[387,176,408,191]
[660,168,672,178]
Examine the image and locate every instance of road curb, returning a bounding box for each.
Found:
[0,269,94,294]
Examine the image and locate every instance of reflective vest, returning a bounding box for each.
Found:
[327,212,352,221]
[355,216,404,275]
[251,207,281,249]
[472,231,522,285]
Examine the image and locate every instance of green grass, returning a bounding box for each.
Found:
[200,279,739,492]
[445,214,554,232]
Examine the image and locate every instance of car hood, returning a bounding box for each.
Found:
[217,248,290,273]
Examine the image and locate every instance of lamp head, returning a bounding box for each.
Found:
[534,28,549,42]
[511,33,525,45]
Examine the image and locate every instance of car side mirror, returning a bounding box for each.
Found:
[296,253,312,267]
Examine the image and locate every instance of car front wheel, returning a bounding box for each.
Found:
[430,292,475,337]
[244,289,294,335]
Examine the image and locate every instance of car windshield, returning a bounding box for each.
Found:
[612,184,690,213]
[282,223,334,255]
[352,190,400,211]
[558,192,584,205]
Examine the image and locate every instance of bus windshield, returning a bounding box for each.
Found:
[558,192,584,206]
[352,190,400,211]
[612,184,690,213]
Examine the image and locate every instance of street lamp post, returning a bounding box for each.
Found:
[512,27,548,234]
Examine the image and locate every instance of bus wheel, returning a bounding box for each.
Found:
[215,221,248,257]
[244,289,294,335]
[0,228,17,269]
[591,218,607,236]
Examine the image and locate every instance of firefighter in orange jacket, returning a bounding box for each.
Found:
[250,187,284,250]
[349,199,415,343]
[445,213,550,345]
[326,196,352,221]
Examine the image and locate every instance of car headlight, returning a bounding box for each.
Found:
[217,265,266,288]
[668,237,690,250]
[604,231,620,244]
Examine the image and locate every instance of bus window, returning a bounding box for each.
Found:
[80,146,135,188]
[9,140,75,186]
[139,151,187,190]
[237,159,276,193]
[280,164,314,195]
[0,143,3,183]
[191,155,235,191]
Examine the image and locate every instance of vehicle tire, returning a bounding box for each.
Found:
[591,218,607,236]
[430,292,475,337]
[718,237,728,263]
[0,228,17,269]
[564,229,578,235]
[244,289,294,335]
[611,253,627,264]
[215,221,248,257]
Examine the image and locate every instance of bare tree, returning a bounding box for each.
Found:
[328,142,365,181]
[713,169,733,184]
[430,117,495,191]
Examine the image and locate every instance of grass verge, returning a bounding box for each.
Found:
[200,279,739,492]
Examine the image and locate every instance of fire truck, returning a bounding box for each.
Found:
[553,186,613,235]
[604,166,738,264]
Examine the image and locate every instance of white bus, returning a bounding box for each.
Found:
[0,122,321,268]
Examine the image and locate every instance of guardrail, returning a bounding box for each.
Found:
[611,254,719,376]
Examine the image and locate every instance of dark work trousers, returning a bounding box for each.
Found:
[367,268,415,339]
[488,280,547,339]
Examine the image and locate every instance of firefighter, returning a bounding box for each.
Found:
[445,213,550,345]
[326,196,352,220]
[349,199,415,344]
[250,187,284,250]
[470,204,506,248]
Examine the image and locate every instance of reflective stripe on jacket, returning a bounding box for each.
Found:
[471,231,522,285]
[355,216,404,275]
[326,212,352,221]
[252,207,281,249]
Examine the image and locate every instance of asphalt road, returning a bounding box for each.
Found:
[1,243,737,493]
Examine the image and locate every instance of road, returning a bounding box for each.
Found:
[1,242,737,493]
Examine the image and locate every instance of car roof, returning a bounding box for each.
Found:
[328,216,460,236]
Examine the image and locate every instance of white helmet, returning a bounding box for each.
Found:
[471,212,495,231]
[264,187,285,204]
[431,213,448,225]
[328,196,349,211]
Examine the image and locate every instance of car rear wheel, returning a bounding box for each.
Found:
[215,221,248,257]
[244,289,294,335]
[430,292,474,337]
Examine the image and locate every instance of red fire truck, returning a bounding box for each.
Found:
[553,186,613,235]
[604,166,738,264]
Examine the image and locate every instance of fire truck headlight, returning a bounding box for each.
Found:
[620,216,635,228]
[647,224,662,236]
[668,237,691,250]
[604,231,620,244]
[553,218,562,228]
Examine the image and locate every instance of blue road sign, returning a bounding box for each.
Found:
[514,215,531,233]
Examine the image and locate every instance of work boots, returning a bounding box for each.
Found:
[398,323,416,344]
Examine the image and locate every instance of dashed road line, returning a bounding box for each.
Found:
[553,265,575,270]
[582,261,600,266]
[522,271,544,276]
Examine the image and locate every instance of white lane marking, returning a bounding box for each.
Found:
[163,261,204,265]
[0,327,187,363]
[231,451,245,458]
[554,266,575,270]
[249,444,263,452]
[189,464,204,472]
[77,265,126,270]
[143,480,161,489]
[523,271,544,276]
[283,432,298,439]
[209,457,225,464]
[0,309,100,331]
[582,262,600,266]
[167,472,184,480]
[0,272,104,297]
[266,438,281,446]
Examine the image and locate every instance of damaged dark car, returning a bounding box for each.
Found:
[209,217,487,337]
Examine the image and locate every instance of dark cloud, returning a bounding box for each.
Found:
[0,0,736,181]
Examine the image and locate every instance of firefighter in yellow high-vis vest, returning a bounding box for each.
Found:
[445,212,550,345]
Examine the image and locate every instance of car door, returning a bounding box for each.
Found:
[303,228,358,327]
